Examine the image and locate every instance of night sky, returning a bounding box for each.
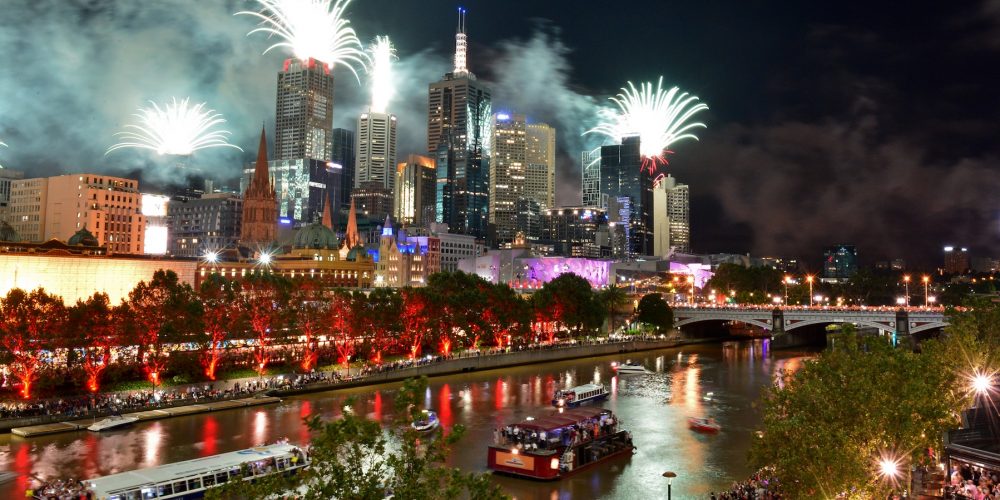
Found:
[1,0,998,267]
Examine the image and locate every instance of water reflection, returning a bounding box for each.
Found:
[0,340,815,499]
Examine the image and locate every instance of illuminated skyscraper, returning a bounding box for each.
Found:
[525,123,556,211]
[427,8,491,239]
[331,128,355,211]
[395,154,436,226]
[652,175,690,255]
[275,58,334,161]
[581,148,602,207]
[356,112,397,195]
[489,113,526,244]
[601,136,652,256]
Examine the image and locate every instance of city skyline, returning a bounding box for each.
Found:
[0,1,998,264]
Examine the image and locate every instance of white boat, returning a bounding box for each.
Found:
[613,361,649,374]
[551,383,609,407]
[411,410,439,432]
[87,415,138,432]
[82,443,308,499]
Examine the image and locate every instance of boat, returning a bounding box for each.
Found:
[87,415,138,432]
[688,416,721,433]
[0,471,17,484]
[551,383,608,408]
[487,407,635,480]
[411,410,439,432]
[78,443,308,499]
[613,361,649,374]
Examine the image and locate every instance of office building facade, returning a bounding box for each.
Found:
[168,193,242,257]
[394,154,436,226]
[356,112,398,196]
[600,136,652,256]
[331,127,356,211]
[489,113,526,244]
[275,58,334,161]
[525,122,556,210]
[823,245,859,281]
[652,175,690,255]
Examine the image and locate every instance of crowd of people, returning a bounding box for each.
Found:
[25,477,87,500]
[945,464,1000,499]
[711,467,782,499]
[493,412,622,452]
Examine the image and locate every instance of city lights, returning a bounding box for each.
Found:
[107,98,242,156]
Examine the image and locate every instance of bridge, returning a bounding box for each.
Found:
[672,305,948,336]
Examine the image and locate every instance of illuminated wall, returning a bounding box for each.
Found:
[0,254,197,304]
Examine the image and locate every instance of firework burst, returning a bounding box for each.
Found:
[587,77,708,174]
[0,140,7,168]
[238,0,367,82]
[368,35,396,113]
[107,98,242,156]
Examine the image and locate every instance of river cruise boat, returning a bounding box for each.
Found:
[488,407,634,480]
[551,383,609,408]
[612,361,649,374]
[78,443,307,499]
[87,415,138,432]
[411,410,439,432]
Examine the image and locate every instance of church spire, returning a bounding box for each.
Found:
[344,198,360,248]
[249,126,271,194]
[321,191,333,230]
[240,125,278,246]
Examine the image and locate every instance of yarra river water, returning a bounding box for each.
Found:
[0,340,815,499]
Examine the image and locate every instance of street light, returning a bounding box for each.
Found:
[806,275,814,307]
[783,275,792,304]
[903,275,911,307]
[922,275,930,308]
[686,276,694,304]
[662,471,677,500]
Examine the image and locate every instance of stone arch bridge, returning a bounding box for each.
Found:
[672,306,948,336]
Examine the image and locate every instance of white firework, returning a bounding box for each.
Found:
[368,35,396,113]
[107,98,242,156]
[0,140,6,168]
[587,77,708,168]
[238,0,367,82]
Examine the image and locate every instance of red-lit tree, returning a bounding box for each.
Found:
[198,275,241,380]
[66,292,119,392]
[289,280,327,372]
[124,270,202,386]
[0,288,66,398]
[400,287,433,358]
[365,288,401,362]
[326,289,355,368]
[237,272,290,376]
[484,283,529,348]
[531,273,602,341]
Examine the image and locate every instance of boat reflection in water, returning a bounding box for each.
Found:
[0,340,815,499]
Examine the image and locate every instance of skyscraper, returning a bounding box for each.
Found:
[581,148,602,207]
[275,58,334,161]
[356,112,398,195]
[241,128,278,246]
[331,128,356,211]
[823,245,859,281]
[600,136,653,256]
[395,154,437,226]
[489,113,526,244]
[943,246,970,274]
[241,158,336,225]
[653,175,690,255]
[427,8,491,239]
[525,122,556,210]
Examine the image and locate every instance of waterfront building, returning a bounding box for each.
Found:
[822,244,859,281]
[167,192,242,257]
[43,173,146,255]
[427,8,491,239]
[275,58,334,162]
[427,222,481,272]
[394,154,436,226]
[542,206,607,257]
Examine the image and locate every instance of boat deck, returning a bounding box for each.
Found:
[11,397,280,437]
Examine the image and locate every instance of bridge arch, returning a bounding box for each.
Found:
[674,316,773,331]
[783,319,895,333]
[910,322,948,334]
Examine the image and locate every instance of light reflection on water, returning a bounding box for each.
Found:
[0,340,815,499]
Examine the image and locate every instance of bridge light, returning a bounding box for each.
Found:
[896,297,906,305]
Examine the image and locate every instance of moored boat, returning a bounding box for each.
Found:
[87,415,138,432]
[411,410,439,432]
[551,383,608,408]
[688,416,721,433]
[488,407,634,480]
[613,361,649,374]
[66,442,308,499]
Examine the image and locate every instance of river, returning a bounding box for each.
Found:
[0,339,813,499]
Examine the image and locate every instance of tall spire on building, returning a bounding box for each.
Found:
[321,192,333,230]
[453,7,468,75]
[248,126,273,196]
[344,198,360,248]
[241,126,278,246]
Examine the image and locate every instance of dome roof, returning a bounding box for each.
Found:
[68,227,99,247]
[0,220,19,242]
[292,222,338,250]
[346,245,367,261]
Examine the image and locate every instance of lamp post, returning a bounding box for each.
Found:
[686,276,694,304]
[783,275,791,304]
[922,275,930,308]
[806,275,814,307]
[662,471,677,500]
[903,275,911,307]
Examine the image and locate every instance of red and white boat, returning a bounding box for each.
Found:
[487,407,635,480]
[688,416,721,433]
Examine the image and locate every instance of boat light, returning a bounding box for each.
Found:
[512,448,519,455]
[550,458,560,470]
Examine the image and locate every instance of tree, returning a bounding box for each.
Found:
[327,289,356,369]
[363,288,401,363]
[597,284,630,334]
[124,270,202,386]
[400,287,434,358]
[532,273,602,340]
[198,275,241,380]
[66,292,119,392]
[636,293,672,331]
[0,288,67,398]
[206,376,506,500]
[238,273,291,376]
[750,326,972,498]
[483,283,529,349]
[289,280,327,373]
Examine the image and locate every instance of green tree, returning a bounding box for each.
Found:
[750,325,973,498]
[207,376,506,500]
[636,293,672,332]
[532,273,602,340]
[597,284,630,334]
